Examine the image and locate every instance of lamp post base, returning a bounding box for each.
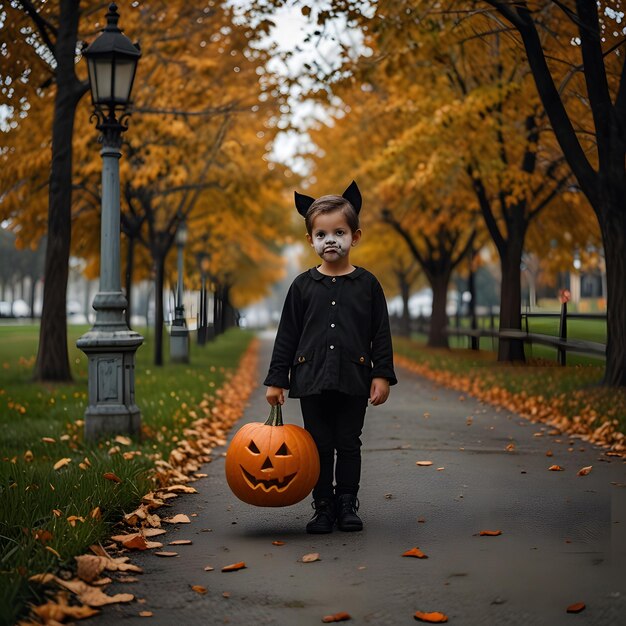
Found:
[170,325,190,363]
[77,327,143,440]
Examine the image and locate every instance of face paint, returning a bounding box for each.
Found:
[312,229,352,260]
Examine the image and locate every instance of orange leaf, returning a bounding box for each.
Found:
[191,585,207,594]
[566,602,585,613]
[163,514,190,524]
[103,472,122,483]
[153,551,178,558]
[322,612,351,623]
[577,466,592,476]
[53,458,71,471]
[402,547,428,559]
[221,561,246,572]
[414,610,448,623]
[416,461,433,466]
[139,611,153,617]
[204,565,214,571]
[479,530,502,536]
[301,553,321,563]
[272,541,285,546]
[548,465,564,471]
[123,535,149,551]
[169,540,192,546]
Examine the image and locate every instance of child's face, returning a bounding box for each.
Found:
[307,210,361,262]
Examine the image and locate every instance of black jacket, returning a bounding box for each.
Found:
[264,266,397,398]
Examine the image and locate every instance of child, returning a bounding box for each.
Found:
[264,180,397,534]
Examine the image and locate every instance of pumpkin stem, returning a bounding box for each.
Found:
[265,403,284,426]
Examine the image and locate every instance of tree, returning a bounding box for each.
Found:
[482,1,626,384]
[1,0,90,380]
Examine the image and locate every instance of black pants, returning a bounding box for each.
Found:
[300,391,368,500]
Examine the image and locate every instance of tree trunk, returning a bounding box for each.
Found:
[428,273,450,348]
[498,240,525,362]
[400,277,411,338]
[29,275,37,321]
[154,255,166,366]
[125,235,135,329]
[34,0,84,382]
[599,201,626,386]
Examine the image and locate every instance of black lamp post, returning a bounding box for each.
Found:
[170,220,190,362]
[77,3,143,440]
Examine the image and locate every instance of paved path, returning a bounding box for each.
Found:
[87,334,626,625]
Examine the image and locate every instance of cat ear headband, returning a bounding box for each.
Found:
[294,180,362,218]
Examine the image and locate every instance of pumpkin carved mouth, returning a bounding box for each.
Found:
[240,466,297,492]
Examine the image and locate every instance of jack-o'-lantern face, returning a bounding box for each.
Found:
[225,415,320,507]
[240,439,298,492]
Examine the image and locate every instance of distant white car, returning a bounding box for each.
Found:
[0,301,11,317]
[12,299,30,317]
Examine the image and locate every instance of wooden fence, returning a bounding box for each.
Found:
[391,306,607,365]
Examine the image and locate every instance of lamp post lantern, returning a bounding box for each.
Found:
[170,220,190,362]
[77,3,143,440]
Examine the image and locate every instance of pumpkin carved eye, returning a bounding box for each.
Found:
[275,443,291,457]
[247,440,260,454]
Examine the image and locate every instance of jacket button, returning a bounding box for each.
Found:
[330,345,335,350]
[331,277,336,282]
[330,323,335,328]
[359,356,365,363]
[331,301,336,305]
[298,356,305,363]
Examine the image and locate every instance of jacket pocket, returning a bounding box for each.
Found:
[292,350,314,366]
[349,352,371,368]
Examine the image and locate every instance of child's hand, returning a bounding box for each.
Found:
[369,377,390,406]
[266,386,285,406]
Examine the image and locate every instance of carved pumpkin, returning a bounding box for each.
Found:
[225,404,320,507]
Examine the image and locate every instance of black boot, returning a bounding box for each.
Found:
[306,498,336,534]
[336,494,363,532]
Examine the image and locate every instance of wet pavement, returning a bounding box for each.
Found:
[86,334,626,626]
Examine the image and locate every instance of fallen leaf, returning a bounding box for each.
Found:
[191,585,207,594]
[403,547,428,559]
[546,450,553,457]
[45,546,61,558]
[153,551,178,557]
[272,541,285,546]
[166,485,198,494]
[139,611,153,617]
[414,610,449,623]
[204,566,214,571]
[436,467,445,471]
[117,575,139,582]
[169,540,192,546]
[53,458,71,470]
[53,577,134,607]
[322,611,351,623]
[103,472,122,483]
[548,465,564,471]
[301,553,321,563]
[42,437,56,444]
[123,535,149,551]
[479,530,502,536]
[505,443,515,452]
[163,514,191,524]
[222,592,230,598]
[416,461,433,466]
[33,593,100,621]
[566,602,585,613]
[577,466,592,476]
[221,561,246,572]
[143,528,166,537]
[114,435,132,446]
[75,555,106,583]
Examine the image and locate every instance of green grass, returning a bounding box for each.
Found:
[0,324,254,626]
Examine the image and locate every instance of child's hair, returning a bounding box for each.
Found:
[305,195,360,236]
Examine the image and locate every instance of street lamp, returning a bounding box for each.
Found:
[170,220,190,362]
[77,3,143,440]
